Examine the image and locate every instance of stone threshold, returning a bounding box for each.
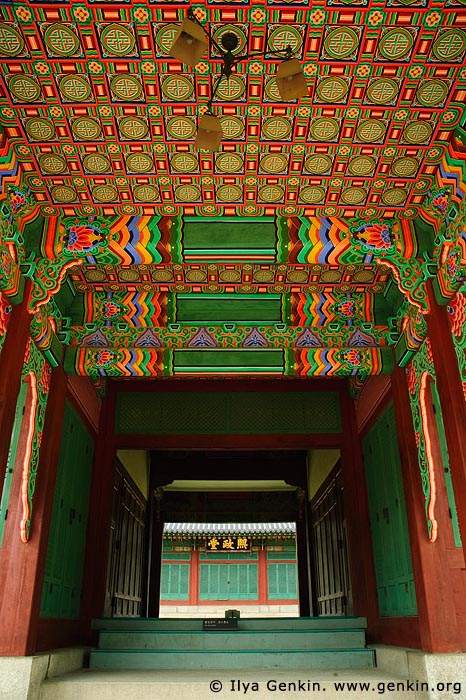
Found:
[1,645,466,700]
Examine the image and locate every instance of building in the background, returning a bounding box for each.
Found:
[160,523,298,618]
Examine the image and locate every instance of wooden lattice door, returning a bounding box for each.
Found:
[311,463,352,616]
[105,462,146,617]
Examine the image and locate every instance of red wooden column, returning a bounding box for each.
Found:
[189,548,199,606]
[0,363,67,656]
[339,387,379,628]
[425,282,466,560]
[258,548,267,606]
[80,382,117,630]
[0,288,31,504]
[391,364,465,652]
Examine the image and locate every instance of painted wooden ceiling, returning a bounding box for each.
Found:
[0,0,465,379]
[0,0,465,216]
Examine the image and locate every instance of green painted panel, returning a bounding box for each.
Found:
[267,551,296,560]
[160,563,190,600]
[162,552,191,560]
[362,402,417,617]
[199,564,258,600]
[176,295,282,322]
[0,381,28,548]
[22,214,45,257]
[116,391,342,435]
[51,278,76,319]
[431,381,462,547]
[174,350,284,373]
[40,401,94,619]
[183,220,276,250]
[267,563,298,600]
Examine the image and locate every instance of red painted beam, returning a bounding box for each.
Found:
[114,433,344,450]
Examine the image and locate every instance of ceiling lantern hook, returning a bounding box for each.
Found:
[168,7,308,151]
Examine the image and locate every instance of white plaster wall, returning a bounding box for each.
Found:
[159,604,299,618]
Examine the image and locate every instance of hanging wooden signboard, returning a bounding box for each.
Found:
[205,536,252,552]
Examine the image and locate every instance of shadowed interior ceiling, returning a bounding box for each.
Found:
[0,0,465,379]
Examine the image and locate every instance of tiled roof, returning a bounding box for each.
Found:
[164,522,296,536]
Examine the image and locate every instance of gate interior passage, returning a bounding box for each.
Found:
[105,449,351,619]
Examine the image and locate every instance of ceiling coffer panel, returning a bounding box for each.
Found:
[0,2,464,218]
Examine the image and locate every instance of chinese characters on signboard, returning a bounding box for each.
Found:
[206,536,251,552]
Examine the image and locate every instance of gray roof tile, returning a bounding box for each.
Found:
[164,522,296,536]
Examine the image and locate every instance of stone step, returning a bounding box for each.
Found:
[40,668,411,700]
[92,616,368,632]
[89,648,375,671]
[98,629,367,651]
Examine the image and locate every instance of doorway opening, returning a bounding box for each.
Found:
[105,448,352,619]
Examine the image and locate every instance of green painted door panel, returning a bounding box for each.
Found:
[161,564,190,600]
[40,401,94,619]
[199,564,258,600]
[267,563,298,600]
[0,381,28,547]
[362,402,417,617]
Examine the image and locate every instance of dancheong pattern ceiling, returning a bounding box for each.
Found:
[0,0,465,380]
[0,0,465,217]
